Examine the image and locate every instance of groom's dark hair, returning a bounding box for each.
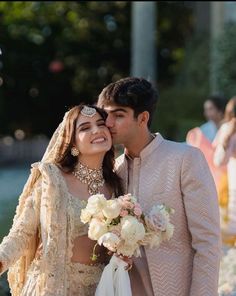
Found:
[97,77,159,128]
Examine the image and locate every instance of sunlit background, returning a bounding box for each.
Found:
[0,2,236,295]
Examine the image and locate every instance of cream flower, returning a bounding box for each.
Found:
[88,218,108,240]
[86,194,107,215]
[98,232,121,252]
[80,208,92,224]
[148,232,162,248]
[117,241,139,257]
[121,215,145,243]
[145,204,172,232]
[102,199,122,219]
[145,212,167,232]
[161,223,174,241]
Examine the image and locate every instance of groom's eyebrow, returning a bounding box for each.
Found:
[108,108,128,113]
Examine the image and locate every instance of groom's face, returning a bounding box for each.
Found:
[102,104,139,146]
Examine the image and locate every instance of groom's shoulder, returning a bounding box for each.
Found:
[156,132,188,151]
[114,135,203,167]
[162,138,189,152]
[159,135,203,158]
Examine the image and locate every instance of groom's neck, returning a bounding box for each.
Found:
[125,130,154,159]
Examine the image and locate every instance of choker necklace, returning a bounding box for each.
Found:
[72,161,105,195]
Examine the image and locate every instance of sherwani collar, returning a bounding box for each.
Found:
[125,132,164,161]
[116,133,164,193]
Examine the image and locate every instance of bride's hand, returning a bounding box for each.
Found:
[107,251,133,270]
[116,253,133,271]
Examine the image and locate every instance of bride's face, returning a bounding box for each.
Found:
[74,112,112,155]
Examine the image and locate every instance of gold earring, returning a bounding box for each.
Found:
[71,147,79,157]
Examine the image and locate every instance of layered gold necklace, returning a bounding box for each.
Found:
[72,160,105,195]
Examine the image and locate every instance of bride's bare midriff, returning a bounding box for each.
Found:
[60,170,111,266]
[71,235,108,265]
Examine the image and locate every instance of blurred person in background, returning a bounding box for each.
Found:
[186,95,228,216]
[0,104,123,296]
[200,95,226,142]
[213,97,236,245]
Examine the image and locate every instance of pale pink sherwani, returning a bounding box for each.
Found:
[115,133,221,296]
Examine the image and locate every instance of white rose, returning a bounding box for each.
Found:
[161,223,174,241]
[86,194,107,215]
[102,199,122,219]
[80,208,92,224]
[121,215,145,243]
[149,232,162,248]
[98,232,121,252]
[117,241,139,257]
[88,218,108,240]
[145,212,168,232]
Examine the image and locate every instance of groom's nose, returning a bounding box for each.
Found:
[105,114,114,128]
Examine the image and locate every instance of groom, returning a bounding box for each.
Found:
[97,77,221,296]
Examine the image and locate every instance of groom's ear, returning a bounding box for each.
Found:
[138,111,149,127]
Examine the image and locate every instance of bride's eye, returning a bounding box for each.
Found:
[80,126,90,131]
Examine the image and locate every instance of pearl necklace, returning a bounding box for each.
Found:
[72,161,105,195]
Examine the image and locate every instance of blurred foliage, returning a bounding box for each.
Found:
[214,23,236,99]
[157,1,193,87]
[152,32,211,141]
[152,86,206,141]
[0,1,207,141]
[0,1,131,136]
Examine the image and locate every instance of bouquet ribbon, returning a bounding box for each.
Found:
[95,254,132,296]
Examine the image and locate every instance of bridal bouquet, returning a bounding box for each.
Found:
[80,193,174,296]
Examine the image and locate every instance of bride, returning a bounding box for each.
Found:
[0,104,123,296]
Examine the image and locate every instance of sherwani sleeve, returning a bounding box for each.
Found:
[0,178,41,275]
[181,147,221,296]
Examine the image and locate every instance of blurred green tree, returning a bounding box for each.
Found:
[0,1,131,136]
[0,1,196,140]
[213,23,236,99]
[153,32,211,141]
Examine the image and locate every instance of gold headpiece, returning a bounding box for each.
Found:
[81,106,97,117]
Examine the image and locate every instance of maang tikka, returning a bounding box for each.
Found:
[81,106,96,117]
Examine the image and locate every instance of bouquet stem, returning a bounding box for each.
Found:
[91,242,100,261]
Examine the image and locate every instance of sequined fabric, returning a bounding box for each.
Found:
[0,162,104,295]
[21,259,104,296]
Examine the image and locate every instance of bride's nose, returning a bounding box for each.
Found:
[91,124,100,134]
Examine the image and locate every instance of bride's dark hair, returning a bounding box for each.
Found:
[56,104,123,197]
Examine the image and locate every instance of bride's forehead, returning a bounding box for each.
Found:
[76,112,103,125]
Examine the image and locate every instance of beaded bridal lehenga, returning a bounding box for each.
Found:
[0,107,105,296]
[19,167,104,296]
